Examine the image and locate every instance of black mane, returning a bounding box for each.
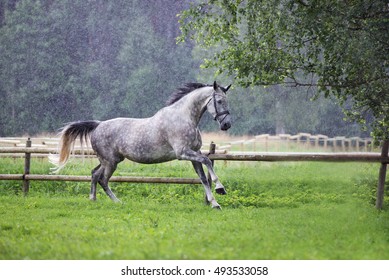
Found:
[166,83,208,106]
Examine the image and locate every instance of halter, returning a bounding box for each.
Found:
[211,91,230,121]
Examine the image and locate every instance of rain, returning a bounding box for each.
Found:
[0,0,370,138]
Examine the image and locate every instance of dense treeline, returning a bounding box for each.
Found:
[0,0,196,135]
[0,0,371,137]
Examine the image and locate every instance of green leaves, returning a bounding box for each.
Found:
[179,0,389,141]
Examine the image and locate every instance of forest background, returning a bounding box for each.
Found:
[0,0,373,137]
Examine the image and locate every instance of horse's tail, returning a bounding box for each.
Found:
[49,120,100,173]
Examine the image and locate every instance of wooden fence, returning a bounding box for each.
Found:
[0,133,374,153]
[217,133,373,153]
[0,138,388,209]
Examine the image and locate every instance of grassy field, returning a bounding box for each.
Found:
[0,157,389,260]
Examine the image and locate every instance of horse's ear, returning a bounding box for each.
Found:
[225,84,232,92]
[213,80,218,90]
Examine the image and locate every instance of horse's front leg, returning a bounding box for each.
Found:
[178,149,227,198]
[191,161,221,209]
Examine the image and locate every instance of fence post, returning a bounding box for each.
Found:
[23,138,32,195]
[376,140,389,209]
[207,142,216,188]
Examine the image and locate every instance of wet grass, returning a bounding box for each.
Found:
[0,158,389,259]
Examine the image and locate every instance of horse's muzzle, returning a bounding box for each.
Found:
[219,114,232,131]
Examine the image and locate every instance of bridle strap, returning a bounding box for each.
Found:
[211,91,230,121]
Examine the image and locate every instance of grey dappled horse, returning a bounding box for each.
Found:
[50,81,232,209]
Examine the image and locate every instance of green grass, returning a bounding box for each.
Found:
[0,157,389,260]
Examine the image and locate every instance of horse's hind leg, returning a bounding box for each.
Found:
[90,164,102,201]
[192,161,221,209]
[98,162,121,203]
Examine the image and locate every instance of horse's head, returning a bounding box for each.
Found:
[206,81,232,131]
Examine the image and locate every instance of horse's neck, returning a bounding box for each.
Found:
[179,88,212,125]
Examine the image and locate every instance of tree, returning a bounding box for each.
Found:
[178,0,389,142]
[0,0,196,135]
[0,0,71,134]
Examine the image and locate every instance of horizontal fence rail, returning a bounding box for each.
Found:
[0,133,374,153]
[0,147,387,163]
[0,147,227,155]
[211,152,389,163]
[0,174,201,184]
[0,138,388,209]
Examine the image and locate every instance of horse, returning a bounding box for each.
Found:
[49,81,232,209]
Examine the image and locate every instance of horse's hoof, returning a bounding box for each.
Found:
[216,188,227,195]
[212,205,222,210]
[109,195,122,203]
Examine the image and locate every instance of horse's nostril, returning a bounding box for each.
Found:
[221,122,231,131]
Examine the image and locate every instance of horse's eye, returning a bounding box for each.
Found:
[217,100,222,104]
